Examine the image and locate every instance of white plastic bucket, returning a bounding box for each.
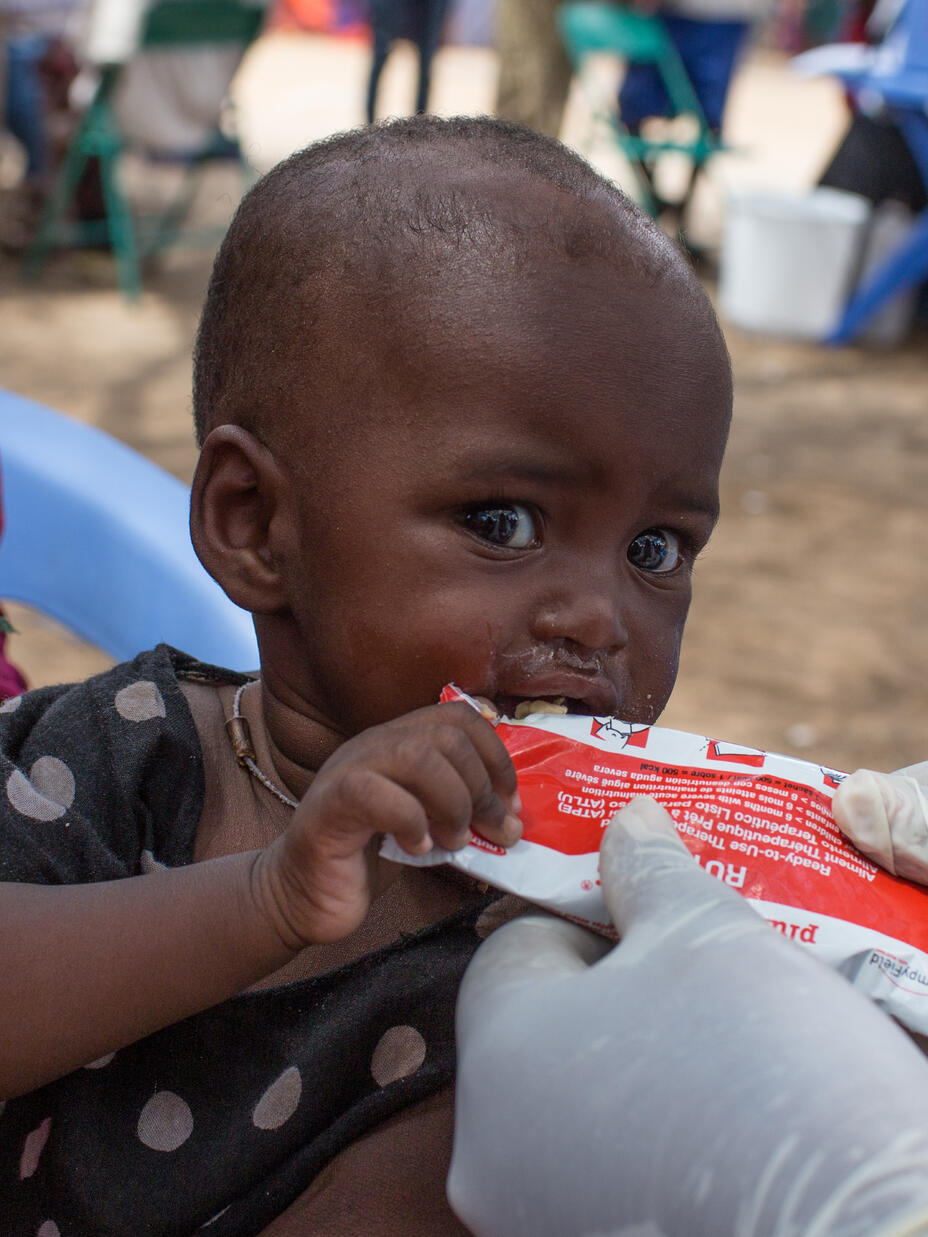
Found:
[719,187,871,340]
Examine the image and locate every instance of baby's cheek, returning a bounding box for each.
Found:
[627,631,683,722]
[435,618,501,683]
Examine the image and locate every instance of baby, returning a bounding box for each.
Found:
[0,115,732,1235]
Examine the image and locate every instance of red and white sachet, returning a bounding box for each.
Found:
[380,685,928,1034]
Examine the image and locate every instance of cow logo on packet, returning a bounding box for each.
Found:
[589,717,650,748]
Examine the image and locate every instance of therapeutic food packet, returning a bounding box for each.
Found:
[380,685,928,1034]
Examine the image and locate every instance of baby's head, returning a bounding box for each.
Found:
[190,116,731,739]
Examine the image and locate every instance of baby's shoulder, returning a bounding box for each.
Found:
[0,645,248,884]
[0,645,225,758]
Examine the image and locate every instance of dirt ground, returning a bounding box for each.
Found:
[1,31,926,775]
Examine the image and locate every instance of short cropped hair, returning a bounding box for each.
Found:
[192,115,688,446]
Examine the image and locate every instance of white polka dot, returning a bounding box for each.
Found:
[36,1223,60,1237]
[137,1091,193,1152]
[252,1065,302,1130]
[6,756,75,822]
[83,1052,116,1070]
[370,1026,427,1087]
[140,849,168,874]
[0,695,21,713]
[19,1116,51,1179]
[30,757,75,808]
[115,681,166,723]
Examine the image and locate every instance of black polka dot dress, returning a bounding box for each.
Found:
[0,648,492,1236]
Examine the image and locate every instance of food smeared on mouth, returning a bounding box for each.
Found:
[513,698,568,719]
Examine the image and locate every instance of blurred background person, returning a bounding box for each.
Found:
[0,0,85,183]
[365,0,452,121]
[617,0,761,137]
[617,0,767,180]
[0,0,87,247]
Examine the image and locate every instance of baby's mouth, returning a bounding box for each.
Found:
[493,694,596,719]
[489,648,620,719]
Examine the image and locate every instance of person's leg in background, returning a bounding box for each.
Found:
[410,0,452,114]
[366,0,396,122]
[664,15,748,133]
[617,15,748,225]
[4,32,53,181]
[617,15,748,134]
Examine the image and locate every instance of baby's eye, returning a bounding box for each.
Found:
[627,528,682,574]
[462,503,538,549]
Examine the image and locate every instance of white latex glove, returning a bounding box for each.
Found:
[449,796,928,1237]
[833,763,928,885]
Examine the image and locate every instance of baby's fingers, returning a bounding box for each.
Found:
[440,701,519,796]
[321,767,435,858]
[389,734,518,852]
[429,706,521,847]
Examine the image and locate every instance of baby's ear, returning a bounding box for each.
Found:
[190,426,288,614]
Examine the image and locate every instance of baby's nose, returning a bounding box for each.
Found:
[530,574,629,654]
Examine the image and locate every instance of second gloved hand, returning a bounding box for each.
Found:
[449,796,928,1237]
[833,763,928,885]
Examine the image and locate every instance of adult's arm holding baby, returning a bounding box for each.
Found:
[449,797,928,1237]
[833,763,928,885]
[0,700,519,1099]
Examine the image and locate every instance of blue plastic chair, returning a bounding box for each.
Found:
[0,390,259,670]
[800,0,928,342]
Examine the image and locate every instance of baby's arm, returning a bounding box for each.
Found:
[0,850,297,1098]
[1,701,518,1099]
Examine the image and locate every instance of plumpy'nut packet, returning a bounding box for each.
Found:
[380,685,928,1034]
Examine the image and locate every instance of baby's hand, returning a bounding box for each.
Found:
[253,702,521,947]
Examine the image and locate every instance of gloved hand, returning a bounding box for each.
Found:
[449,796,928,1237]
[833,763,928,885]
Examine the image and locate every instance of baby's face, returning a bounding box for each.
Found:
[279,254,731,737]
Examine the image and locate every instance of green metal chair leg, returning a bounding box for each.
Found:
[22,131,92,280]
[98,149,142,300]
[143,157,210,258]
